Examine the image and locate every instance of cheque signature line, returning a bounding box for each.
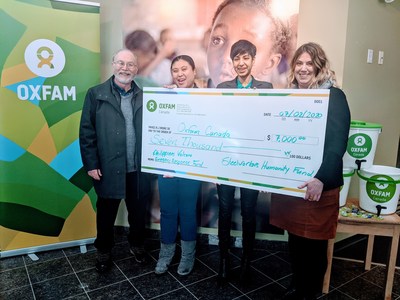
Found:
[224,151,288,159]
[243,172,306,183]
[215,176,304,194]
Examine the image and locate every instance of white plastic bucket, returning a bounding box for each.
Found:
[339,168,355,206]
[358,165,400,215]
[343,120,382,170]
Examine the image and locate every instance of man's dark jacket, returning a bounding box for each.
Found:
[79,76,150,199]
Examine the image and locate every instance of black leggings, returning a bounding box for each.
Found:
[94,172,147,252]
[288,232,328,297]
[217,185,258,256]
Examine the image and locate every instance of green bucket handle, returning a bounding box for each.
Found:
[357,170,400,184]
[343,169,355,177]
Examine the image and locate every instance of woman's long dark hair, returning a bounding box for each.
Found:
[170,55,196,71]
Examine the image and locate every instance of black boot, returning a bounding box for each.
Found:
[282,287,305,300]
[217,252,230,286]
[239,256,251,285]
[240,223,255,286]
[95,251,112,273]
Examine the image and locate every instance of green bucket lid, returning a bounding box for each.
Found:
[350,120,382,129]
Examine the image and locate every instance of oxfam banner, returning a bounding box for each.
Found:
[0,0,100,255]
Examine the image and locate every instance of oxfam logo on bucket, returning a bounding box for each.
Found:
[346,133,372,158]
[24,39,66,78]
[366,175,396,203]
[147,100,157,112]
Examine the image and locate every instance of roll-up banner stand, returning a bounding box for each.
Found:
[0,0,100,258]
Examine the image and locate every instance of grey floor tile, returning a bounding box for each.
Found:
[150,287,197,299]
[0,255,25,270]
[245,282,287,300]
[251,254,291,281]
[67,251,98,272]
[328,259,365,289]
[170,259,216,285]
[251,248,273,261]
[87,280,142,299]
[196,250,241,274]
[276,274,292,290]
[361,265,386,288]
[361,265,400,299]
[229,265,273,293]
[393,269,400,296]
[32,273,84,299]
[76,265,126,292]
[337,276,385,300]
[64,294,90,300]
[273,249,291,263]
[256,240,288,253]
[26,257,74,283]
[319,289,356,300]
[129,271,182,299]
[116,256,157,278]
[110,241,134,261]
[0,285,34,300]
[186,275,245,299]
[0,266,30,292]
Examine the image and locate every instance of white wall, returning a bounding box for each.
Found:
[298,0,400,197]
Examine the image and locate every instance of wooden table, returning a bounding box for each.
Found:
[323,198,400,300]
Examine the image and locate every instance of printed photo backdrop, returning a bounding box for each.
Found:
[121,0,299,236]
[0,0,100,255]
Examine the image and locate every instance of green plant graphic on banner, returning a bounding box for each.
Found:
[0,1,100,239]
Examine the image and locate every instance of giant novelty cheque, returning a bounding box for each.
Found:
[142,88,330,198]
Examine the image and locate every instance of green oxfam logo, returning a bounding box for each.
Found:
[147,100,157,112]
[366,175,396,203]
[346,133,372,158]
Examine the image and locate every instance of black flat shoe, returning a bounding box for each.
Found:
[217,257,230,286]
[95,259,112,273]
[239,257,251,286]
[130,246,147,264]
[95,251,112,273]
[282,288,303,300]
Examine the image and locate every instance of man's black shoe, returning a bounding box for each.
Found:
[130,246,146,264]
[282,288,303,300]
[95,251,112,273]
[217,257,230,286]
[239,256,251,286]
[95,260,112,273]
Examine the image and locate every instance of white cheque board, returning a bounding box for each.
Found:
[142,87,330,197]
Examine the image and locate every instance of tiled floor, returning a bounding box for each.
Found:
[1,228,400,300]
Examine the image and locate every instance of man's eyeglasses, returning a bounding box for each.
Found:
[113,60,137,69]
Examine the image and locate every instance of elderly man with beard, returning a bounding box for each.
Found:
[79,49,152,273]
